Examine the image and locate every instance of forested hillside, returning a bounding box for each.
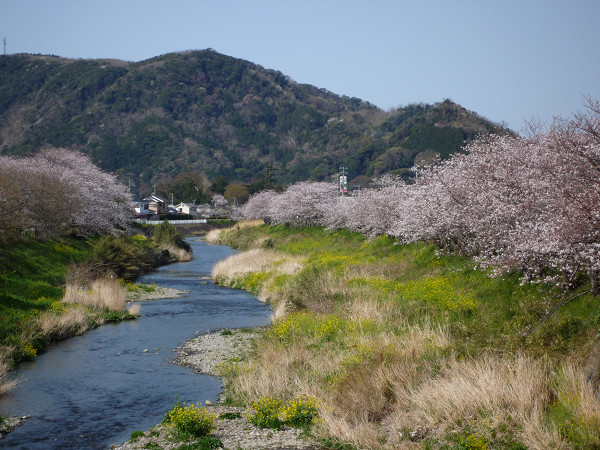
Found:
[0,50,509,194]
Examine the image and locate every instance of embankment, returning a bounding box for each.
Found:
[209,222,600,449]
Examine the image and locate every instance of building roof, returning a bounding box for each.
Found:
[144,194,167,203]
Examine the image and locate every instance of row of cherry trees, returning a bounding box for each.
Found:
[0,148,132,241]
[243,100,600,289]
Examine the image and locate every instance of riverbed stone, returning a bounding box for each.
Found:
[112,329,322,449]
[0,416,30,439]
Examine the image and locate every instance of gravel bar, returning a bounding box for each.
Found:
[112,329,321,449]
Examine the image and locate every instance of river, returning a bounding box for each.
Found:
[0,239,271,449]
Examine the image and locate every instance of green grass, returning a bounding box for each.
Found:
[219,224,600,360]
[0,236,92,346]
[208,224,600,447]
[0,233,158,365]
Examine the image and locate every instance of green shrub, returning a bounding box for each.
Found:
[176,436,223,449]
[142,443,161,450]
[91,234,161,280]
[246,395,319,429]
[246,397,283,429]
[219,412,242,419]
[162,401,216,441]
[129,430,144,442]
[281,395,319,427]
[153,221,191,252]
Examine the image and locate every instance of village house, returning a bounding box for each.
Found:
[175,202,198,216]
[144,194,168,214]
[132,199,153,218]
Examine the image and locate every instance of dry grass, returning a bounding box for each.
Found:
[0,346,18,396]
[550,364,600,448]
[204,228,225,244]
[385,353,562,448]
[127,303,141,315]
[212,248,282,279]
[205,220,264,244]
[37,306,92,340]
[228,320,451,448]
[162,244,193,262]
[62,277,126,311]
[230,219,265,230]
[212,248,304,315]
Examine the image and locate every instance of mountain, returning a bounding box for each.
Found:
[0,50,510,193]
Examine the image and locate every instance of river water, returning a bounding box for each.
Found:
[0,239,271,449]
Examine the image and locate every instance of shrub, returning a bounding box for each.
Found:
[219,412,242,419]
[246,395,319,429]
[246,397,283,429]
[163,401,216,440]
[153,220,191,252]
[91,235,160,280]
[129,430,144,442]
[176,436,223,449]
[281,395,319,427]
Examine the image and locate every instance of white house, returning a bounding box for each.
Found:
[175,202,198,216]
[132,199,153,217]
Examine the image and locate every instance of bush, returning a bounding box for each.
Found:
[129,430,144,442]
[246,395,319,429]
[281,395,319,427]
[246,397,283,429]
[91,234,161,280]
[163,401,216,441]
[153,220,191,252]
[176,436,223,449]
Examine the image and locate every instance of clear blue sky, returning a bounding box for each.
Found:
[2,0,599,132]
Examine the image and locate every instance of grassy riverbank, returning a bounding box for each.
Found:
[0,236,135,388]
[0,222,193,395]
[209,222,600,449]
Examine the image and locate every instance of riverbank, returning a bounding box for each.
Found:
[113,328,320,450]
[207,223,600,449]
[0,283,192,441]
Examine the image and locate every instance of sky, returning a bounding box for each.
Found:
[2,0,600,132]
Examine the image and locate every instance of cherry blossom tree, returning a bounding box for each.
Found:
[0,155,78,239]
[239,99,600,290]
[341,176,406,237]
[266,182,339,227]
[242,190,278,223]
[33,148,132,235]
[0,148,132,240]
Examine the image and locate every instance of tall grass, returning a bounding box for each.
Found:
[387,354,558,447]
[210,223,600,448]
[37,305,92,340]
[212,248,303,309]
[0,347,18,396]
[63,277,126,311]
[161,243,193,262]
[204,228,224,244]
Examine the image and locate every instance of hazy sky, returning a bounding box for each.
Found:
[2,0,599,132]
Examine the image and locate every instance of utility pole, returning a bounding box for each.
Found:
[338,166,348,196]
[3,38,6,56]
